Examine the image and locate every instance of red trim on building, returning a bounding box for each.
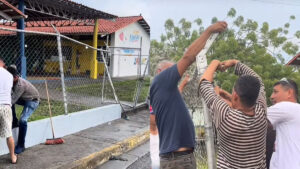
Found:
[0,16,148,35]
[287,53,300,65]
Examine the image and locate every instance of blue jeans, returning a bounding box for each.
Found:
[12,100,39,126]
[19,100,39,126]
[12,100,39,148]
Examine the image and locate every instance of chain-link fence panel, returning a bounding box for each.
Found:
[182,69,218,169]
[0,26,150,121]
[57,40,150,111]
[101,46,150,109]
[58,37,106,112]
[0,28,72,121]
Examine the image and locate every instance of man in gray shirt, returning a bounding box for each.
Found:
[7,65,40,154]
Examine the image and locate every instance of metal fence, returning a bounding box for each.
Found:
[102,46,150,108]
[182,69,218,169]
[0,26,150,121]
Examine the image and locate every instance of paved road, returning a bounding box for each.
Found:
[127,152,150,169]
[97,141,150,169]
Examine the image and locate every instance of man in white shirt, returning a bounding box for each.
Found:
[268,78,300,169]
[0,57,17,164]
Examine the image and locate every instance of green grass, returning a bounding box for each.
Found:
[15,78,150,122]
[15,99,89,122]
[66,78,150,102]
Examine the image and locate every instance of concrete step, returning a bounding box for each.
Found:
[96,141,150,169]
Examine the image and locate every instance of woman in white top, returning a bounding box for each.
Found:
[0,58,17,164]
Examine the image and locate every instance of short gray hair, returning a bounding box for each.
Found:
[274,78,299,102]
[155,60,175,74]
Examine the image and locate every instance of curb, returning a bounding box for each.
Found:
[56,130,150,169]
[126,152,150,169]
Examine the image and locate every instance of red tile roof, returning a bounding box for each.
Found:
[0,16,150,35]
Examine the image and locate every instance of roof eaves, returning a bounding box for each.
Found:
[0,0,27,20]
[287,53,300,65]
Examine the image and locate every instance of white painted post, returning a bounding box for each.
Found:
[57,34,68,115]
[196,33,219,169]
[51,24,68,115]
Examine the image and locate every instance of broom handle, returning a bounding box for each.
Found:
[45,80,56,139]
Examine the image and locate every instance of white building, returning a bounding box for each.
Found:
[109,16,150,77]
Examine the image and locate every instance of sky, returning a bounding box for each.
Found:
[72,0,300,42]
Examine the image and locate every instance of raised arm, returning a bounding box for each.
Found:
[198,60,231,128]
[221,60,266,109]
[178,74,190,93]
[215,86,233,107]
[177,22,227,77]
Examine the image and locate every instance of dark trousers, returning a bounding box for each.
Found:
[12,99,39,148]
[266,121,276,169]
[12,100,25,128]
[160,152,196,169]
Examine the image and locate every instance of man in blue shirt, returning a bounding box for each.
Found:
[150,75,190,169]
[150,21,227,169]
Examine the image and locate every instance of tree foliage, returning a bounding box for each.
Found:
[150,8,300,105]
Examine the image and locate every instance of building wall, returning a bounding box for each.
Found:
[42,22,151,78]
[44,39,105,76]
[110,22,150,77]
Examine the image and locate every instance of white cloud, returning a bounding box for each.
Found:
[73,0,300,40]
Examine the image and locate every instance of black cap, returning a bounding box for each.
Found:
[7,65,19,77]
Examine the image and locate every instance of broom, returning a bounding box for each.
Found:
[44,80,65,145]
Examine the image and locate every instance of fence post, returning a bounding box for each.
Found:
[132,38,143,107]
[139,37,142,77]
[99,50,126,113]
[202,98,216,169]
[133,58,149,108]
[196,33,219,169]
[56,34,68,115]
[101,53,107,103]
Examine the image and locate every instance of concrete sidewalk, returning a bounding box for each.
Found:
[0,109,149,169]
[97,141,150,169]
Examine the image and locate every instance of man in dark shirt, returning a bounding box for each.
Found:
[7,65,40,154]
[150,22,227,169]
[150,75,190,169]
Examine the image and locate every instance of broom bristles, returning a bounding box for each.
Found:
[45,138,65,145]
